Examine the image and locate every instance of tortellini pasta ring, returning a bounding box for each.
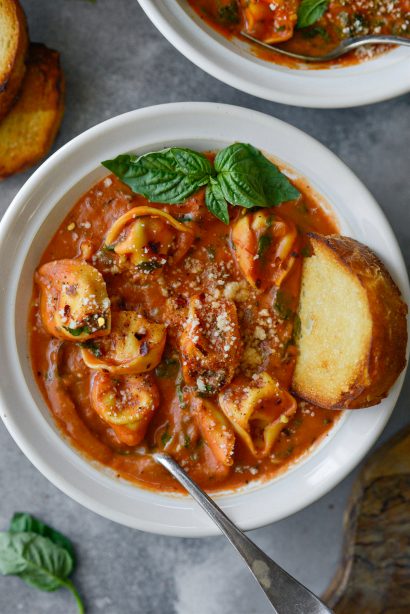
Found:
[35,259,111,342]
[81,311,166,375]
[193,398,236,467]
[232,210,298,291]
[219,372,297,458]
[91,371,159,446]
[104,206,195,271]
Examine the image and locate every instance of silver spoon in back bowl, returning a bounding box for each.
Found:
[154,452,333,614]
[240,33,410,63]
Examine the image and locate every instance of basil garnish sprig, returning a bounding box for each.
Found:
[297,0,330,29]
[102,143,300,225]
[0,513,84,613]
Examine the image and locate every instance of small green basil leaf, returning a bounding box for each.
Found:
[297,0,330,28]
[136,260,164,273]
[215,143,300,208]
[257,235,272,260]
[63,325,91,337]
[10,513,75,563]
[218,0,240,25]
[102,148,213,204]
[250,146,301,205]
[0,532,72,590]
[215,143,267,208]
[205,179,230,224]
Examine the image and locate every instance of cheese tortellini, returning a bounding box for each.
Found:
[91,372,159,446]
[180,294,241,394]
[81,311,166,375]
[104,206,195,276]
[242,0,298,44]
[36,259,111,341]
[219,372,297,458]
[193,398,235,467]
[232,210,297,291]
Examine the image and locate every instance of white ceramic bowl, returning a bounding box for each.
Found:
[138,0,410,108]
[0,103,408,536]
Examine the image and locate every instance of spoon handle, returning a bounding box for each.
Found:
[155,453,332,614]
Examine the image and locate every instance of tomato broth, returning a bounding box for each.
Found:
[30,161,342,493]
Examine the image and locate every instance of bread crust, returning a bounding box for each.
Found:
[0,0,29,120]
[0,43,65,178]
[293,233,408,409]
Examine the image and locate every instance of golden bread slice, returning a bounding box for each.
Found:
[0,0,28,120]
[292,233,407,409]
[0,43,64,179]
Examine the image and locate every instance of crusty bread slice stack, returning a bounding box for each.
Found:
[0,0,28,120]
[0,43,64,178]
[292,233,407,409]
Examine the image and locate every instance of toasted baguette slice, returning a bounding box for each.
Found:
[0,0,28,120]
[292,234,407,409]
[0,43,64,179]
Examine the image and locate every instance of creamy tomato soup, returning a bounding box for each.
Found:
[188,0,410,68]
[30,152,341,493]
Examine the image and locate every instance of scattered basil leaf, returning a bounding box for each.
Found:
[293,313,302,340]
[63,325,91,337]
[205,178,230,224]
[215,143,300,209]
[184,434,191,449]
[301,25,330,40]
[161,426,172,447]
[257,235,272,260]
[155,357,179,378]
[217,0,240,25]
[10,513,75,562]
[136,260,163,273]
[102,148,213,205]
[300,244,312,257]
[0,532,84,613]
[274,290,294,320]
[176,375,187,409]
[297,0,330,29]
[79,341,102,358]
[103,244,115,252]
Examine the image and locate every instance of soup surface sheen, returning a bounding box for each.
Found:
[30,158,341,493]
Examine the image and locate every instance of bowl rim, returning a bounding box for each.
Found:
[0,102,408,536]
[137,0,410,108]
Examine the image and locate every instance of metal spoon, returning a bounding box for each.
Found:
[241,32,410,62]
[154,453,333,614]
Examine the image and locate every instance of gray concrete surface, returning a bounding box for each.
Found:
[0,1,409,612]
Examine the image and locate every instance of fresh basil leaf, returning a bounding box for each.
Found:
[0,532,72,589]
[79,341,102,358]
[10,513,75,562]
[155,357,179,378]
[63,325,91,337]
[205,179,230,224]
[257,235,272,260]
[301,25,330,41]
[217,0,240,25]
[245,145,300,206]
[136,260,163,273]
[297,0,330,29]
[102,148,213,204]
[215,143,299,208]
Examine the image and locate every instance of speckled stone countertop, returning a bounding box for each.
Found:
[0,1,409,612]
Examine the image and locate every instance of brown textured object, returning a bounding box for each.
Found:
[323,426,410,613]
[292,234,408,409]
[0,42,64,179]
[0,0,29,120]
